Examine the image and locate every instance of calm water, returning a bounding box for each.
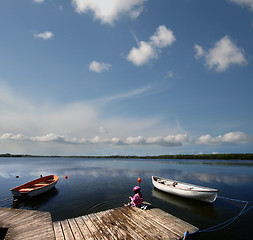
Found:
[0,157,253,240]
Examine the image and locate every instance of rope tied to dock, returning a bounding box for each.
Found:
[183,195,253,239]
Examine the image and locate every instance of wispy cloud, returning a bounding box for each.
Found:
[0,82,159,141]
[91,85,152,105]
[71,0,146,25]
[194,44,205,59]
[127,25,176,66]
[194,35,247,72]
[33,31,54,40]
[89,61,112,73]
[1,82,252,154]
[229,0,253,11]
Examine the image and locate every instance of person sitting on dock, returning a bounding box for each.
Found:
[125,186,147,209]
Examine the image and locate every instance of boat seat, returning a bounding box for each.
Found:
[163,181,178,187]
[158,180,166,184]
[19,188,34,193]
[32,184,48,187]
[172,181,178,187]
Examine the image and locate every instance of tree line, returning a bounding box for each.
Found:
[0,153,253,160]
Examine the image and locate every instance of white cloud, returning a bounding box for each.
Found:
[195,35,247,72]
[125,136,146,145]
[127,25,176,66]
[195,131,252,145]
[223,131,252,143]
[149,25,176,48]
[194,44,205,59]
[127,41,157,66]
[33,31,54,40]
[34,0,44,3]
[71,0,146,25]
[195,134,223,145]
[31,133,68,143]
[229,0,253,11]
[89,61,112,73]
[2,131,251,148]
[0,132,189,147]
[146,134,189,146]
[0,133,28,141]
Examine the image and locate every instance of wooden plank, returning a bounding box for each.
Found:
[13,226,54,240]
[6,212,52,230]
[0,211,25,227]
[104,208,142,240]
[82,215,102,239]
[75,216,95,240]
[5,224,54,240]
[95,209,132,240]
[0,207,55,240]
[92,211,119,240]
[7,217,55,240]
[68,218,85,240]
[61,219,75,240]
[119,207,176,240]
[0,208,35,224]
[2,209,48,228]
[88,213,114,240]
[110,208,151,240]
[53,221,65,240]
[147,208,198,235]
[2,204,199,240]
[120,207,174,239]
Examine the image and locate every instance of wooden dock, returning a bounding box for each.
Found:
[0,207,55,240]
[0,205,198,240]
[53,206,198,240]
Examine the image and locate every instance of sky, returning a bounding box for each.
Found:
[0,0,253,156]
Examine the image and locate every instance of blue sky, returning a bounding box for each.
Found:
[0,0,253,156]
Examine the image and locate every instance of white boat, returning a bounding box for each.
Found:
[152,176,218,203]
[11,175,59,198]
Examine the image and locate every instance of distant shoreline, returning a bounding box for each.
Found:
[1,153,253,160]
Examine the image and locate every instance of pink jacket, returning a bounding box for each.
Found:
[130,193,144,207]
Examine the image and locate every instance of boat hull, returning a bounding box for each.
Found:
[11,175,59,198]
[152,176,218,203]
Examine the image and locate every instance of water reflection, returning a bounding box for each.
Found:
[178,172,253,186]
[152,188,218,219]
[1,157,253,240]
[12,187,59,209]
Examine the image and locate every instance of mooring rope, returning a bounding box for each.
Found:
[183,195,253,239]
[217,195,250,203]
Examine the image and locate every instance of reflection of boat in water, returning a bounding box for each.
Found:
[12,187,59,209]
[152,188,217,219]
[11,175,59,198]
[152,176,218,203]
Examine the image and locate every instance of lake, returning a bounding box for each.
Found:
[0,157,252,240]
